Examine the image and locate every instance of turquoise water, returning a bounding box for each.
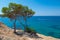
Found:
[0,16,60,38]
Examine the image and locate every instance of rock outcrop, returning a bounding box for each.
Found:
[0,22,60,40]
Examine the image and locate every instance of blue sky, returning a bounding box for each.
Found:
[0,0,60,16]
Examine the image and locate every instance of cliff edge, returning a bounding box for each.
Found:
[0,22,59,40]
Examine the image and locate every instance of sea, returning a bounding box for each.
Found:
[0,16,60,38]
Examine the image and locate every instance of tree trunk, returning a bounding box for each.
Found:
[14,19,16,33]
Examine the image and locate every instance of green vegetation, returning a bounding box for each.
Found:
[25,27,36,34]
[1,3,35,33]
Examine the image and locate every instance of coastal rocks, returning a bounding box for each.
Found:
[20,37,43,40]
[0,35,15,40]
[0,35,42,40]
[15,30,24,36]
[0,22,60,40]
[0,22,2,27]
[0,36,2,40]
[16,31,40,38]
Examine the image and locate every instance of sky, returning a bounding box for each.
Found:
[0,0,60,16]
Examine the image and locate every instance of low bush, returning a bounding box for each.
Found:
[25,27,36,35]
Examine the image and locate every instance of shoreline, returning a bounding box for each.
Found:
[0,22,60,40]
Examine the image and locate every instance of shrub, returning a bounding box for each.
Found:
[25,27,36,34]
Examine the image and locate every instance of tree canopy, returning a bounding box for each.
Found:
[2,3,35,33]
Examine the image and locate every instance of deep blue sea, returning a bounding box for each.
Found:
[0,16,60,38]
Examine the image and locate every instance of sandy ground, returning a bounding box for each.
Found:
[0,22,60,40]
